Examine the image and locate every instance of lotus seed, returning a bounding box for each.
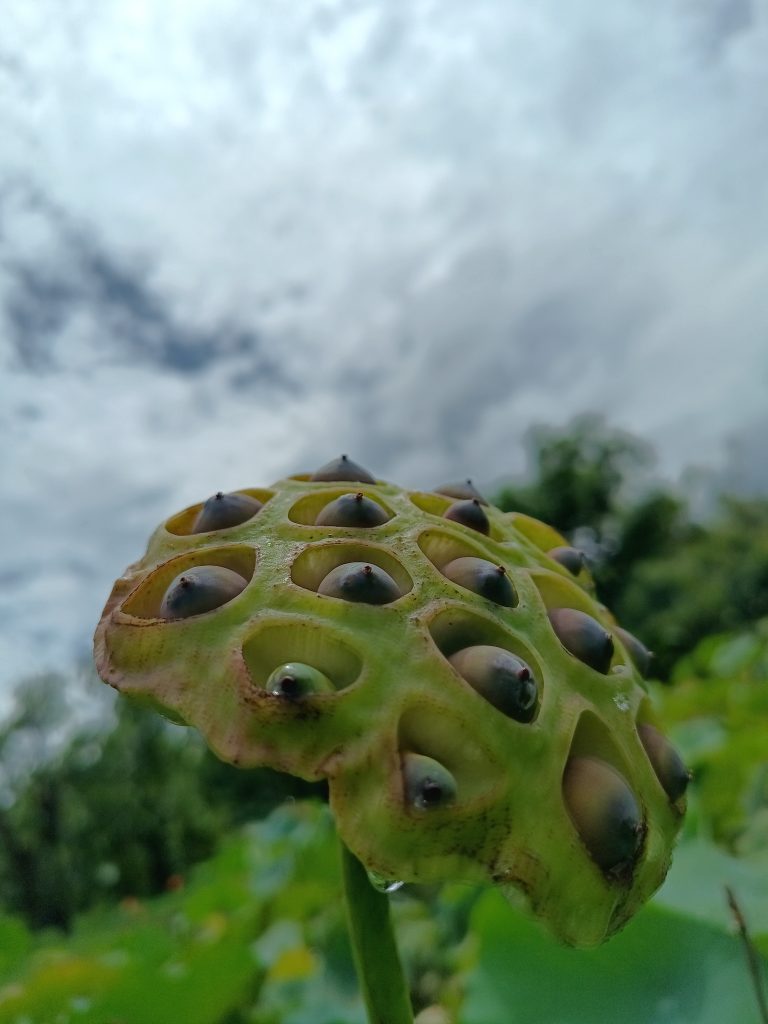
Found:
[548,607,614,674]
[159,565,248,619]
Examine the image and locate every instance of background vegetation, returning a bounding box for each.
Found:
[1,419,766,1022]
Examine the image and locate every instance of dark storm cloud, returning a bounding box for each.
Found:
[1,187,288,385]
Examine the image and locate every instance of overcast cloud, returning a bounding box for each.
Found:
[1,0,767,700]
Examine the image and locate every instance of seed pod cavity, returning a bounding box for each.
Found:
[317,562,401,605]
[159,565,248,619]
[310,454,376,483]
[448,645,538,722]
[548,607,614,674]
[443,499,490,536]
[441,557,516,607]
[563,756,644,873]
[315,492,390,528]
[402,753,457,811]
[547,546,585,576]
[192,491,262,533]
[637,724,690,802]
[266,662,335,698]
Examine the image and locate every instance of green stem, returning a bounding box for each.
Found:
[340,839,414,1024]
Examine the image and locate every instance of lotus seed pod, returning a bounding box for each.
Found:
[192,491,262,533]
[443,498,490,536]
[434,479,488,505]
[310,454,376,483]
[637,724,690,802]
[317,562,401,604]
[159,566,248,619]
[563,757,644,873]
[402,753,457,811]
[615,626,653,678]
[266,662,335,698]
[441,557,516,606]
[95,456,686,947]
[548,546,585,576]
[315,492,390,528]
[548,607,614,674]
[448,645,537,722]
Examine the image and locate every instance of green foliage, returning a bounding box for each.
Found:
[657,621,768,853]
[0,803,764,1024]
[494,417,768,677]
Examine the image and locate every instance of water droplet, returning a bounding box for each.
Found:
[366,870,405,894]
[613,694,631,712]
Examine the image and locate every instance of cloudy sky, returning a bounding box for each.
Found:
[1,0,767,702]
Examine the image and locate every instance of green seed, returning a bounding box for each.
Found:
[441,557,516,606]
[402,753,457,811]
[547,546,585,576]
[563,756,644,873]
[448,645,537,722]
[315,492,389,528]
[615,627,653,678]
[159,565,248,619]
[310,454,376,483]
[266,662,335,698]
[317,562,401,604]
[637,724,690,802]
[192,491,262,533]
[548,608,614,674]
[434,479,488,505]
[443,498,490,535]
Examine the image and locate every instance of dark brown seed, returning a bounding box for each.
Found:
[448,645,538,722]
[310,454,376,483]
[402,753,457,811]
[443,498,490,536]
[638,724,690,802]
[192,491,262,533]
[548,607,614,674]
[315,492,390,528]
[563,756,644,873]
[615,627,653,678]
[548,546,585,576]
[317,562,401,604]
[442,557,516,606]
[434,479,488,505]
[159,565,248,619]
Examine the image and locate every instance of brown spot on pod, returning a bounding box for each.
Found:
[547,546,585,576]
[192,491,262,533]
[402,753,457,811]
[434,479,488,505]
[615,627,653,678]
[563,756,644,873]
[637,724,690,802]
[441,557,516,606]
[317,562,401,605]
[315,492,389,528]
[548,607,614,674]
[159,566,248,619]
[443,498,490,536]
[448,645,538,722]
[310,454,376,483]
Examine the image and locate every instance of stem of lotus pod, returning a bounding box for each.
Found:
[340,839,414,1024]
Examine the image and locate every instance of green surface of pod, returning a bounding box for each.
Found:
[95,456,686,948]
